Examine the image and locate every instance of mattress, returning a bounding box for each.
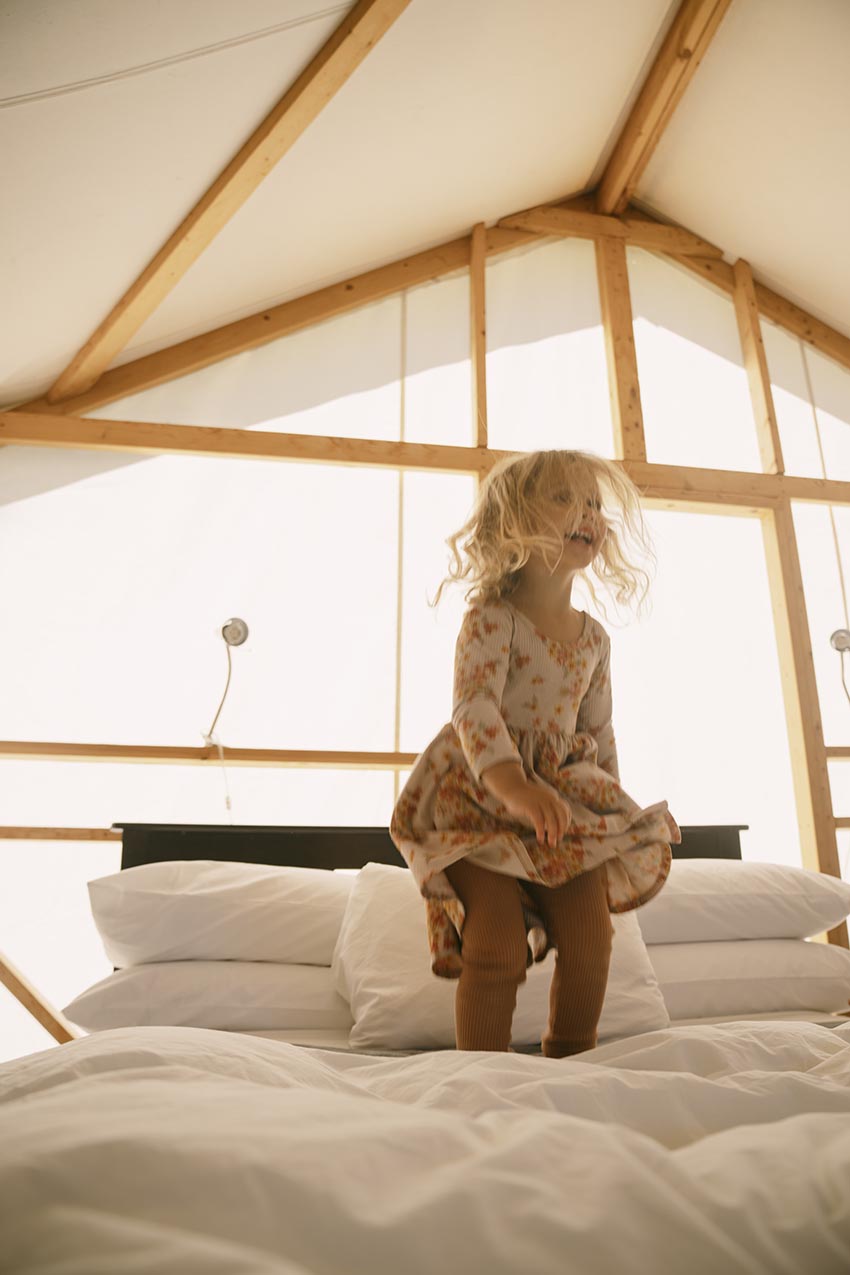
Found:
[3,1019,850,1273]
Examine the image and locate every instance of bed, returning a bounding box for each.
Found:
[2,824,850,1273]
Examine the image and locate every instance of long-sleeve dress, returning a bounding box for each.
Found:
[390,599,680,977]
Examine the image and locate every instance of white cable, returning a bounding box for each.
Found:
[201,633,242,821]
[800,342,850,715]
[0,5,351,110]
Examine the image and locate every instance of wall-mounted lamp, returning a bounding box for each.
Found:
[202,618,250,816]
[221,618,249,648]
[831,629,850,712]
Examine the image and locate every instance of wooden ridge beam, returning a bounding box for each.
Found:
[4,413,850,506]
[597,0,733,214]
[46,0,413,404]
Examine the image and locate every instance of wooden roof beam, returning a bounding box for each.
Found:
[45,0,413,405]
[596,0,733,215]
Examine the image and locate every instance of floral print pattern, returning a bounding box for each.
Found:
[390,600,681,977]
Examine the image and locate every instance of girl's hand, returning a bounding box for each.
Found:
[480,761,572,847]
[500,783,572,848]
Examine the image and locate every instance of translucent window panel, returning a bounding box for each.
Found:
[575,510,799,866]
[0,457,399,749]
[89,295,404,441]
[0,993,62,1065]
[762,322,824,478]
[627,248,761,472]
[404,275,473,447]
[0,762,396,828]
[839,830,850,884]
[763,322,850,481]
[0,839,119,1064]
[485,239,614,455]
[805,347,850,482]
[398,471,477,753]
[792,502,850,747]
[829,761,850,818]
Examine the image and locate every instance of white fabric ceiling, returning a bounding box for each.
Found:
[2,0,849,408]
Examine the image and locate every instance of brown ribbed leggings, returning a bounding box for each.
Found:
[444,857,613,1057]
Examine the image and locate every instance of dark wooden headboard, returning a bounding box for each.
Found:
[114,823,746,871]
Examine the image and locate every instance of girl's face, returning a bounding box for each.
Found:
[537,487,607,569]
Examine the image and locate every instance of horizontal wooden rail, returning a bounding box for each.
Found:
[3,415,850,508]
[0,741,419,768]
[0,827,122,840]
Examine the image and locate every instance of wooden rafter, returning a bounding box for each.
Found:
[596,0,733,215]
[45,0,413,405]
[0,952,80,1043]
[616,205,850,374]
[4,414,850,509]
[19,225,535,418]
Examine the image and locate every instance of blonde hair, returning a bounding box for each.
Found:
[433,449,653,614]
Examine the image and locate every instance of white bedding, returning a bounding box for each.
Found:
[2,1021,850,1274]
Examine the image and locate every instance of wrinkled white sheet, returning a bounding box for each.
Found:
[1,1021,850,1275]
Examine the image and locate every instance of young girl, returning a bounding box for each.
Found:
[390,449,680,1057]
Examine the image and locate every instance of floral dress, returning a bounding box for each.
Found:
[390,600,680,977]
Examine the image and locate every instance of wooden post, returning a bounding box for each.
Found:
[761,500,847,947]
[733,259,785,474]
[470,223,488,448]
[595,237,646,461]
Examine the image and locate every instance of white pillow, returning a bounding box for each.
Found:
[636,858,850,944]
[88,861,354,967]
[63,961,354,1032]
[331,863,670,1050]
[648,939,850,1018]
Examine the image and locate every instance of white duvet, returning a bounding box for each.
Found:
[2,1021,850,1274]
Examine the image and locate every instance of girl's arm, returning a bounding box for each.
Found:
[576,630,620,782]
[451,604,523,785]
[452,603,572,847]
